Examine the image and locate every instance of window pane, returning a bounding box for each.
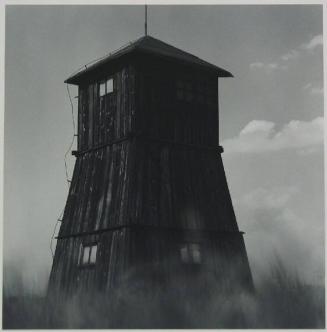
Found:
[191,244,201,263]
[180,245,189,263]
[177,80,183,88]
[177,90,184,100]
[82,246,90,264]
[186,91,193,102]
[198,94,205,103]
[99,81,106,97]
[106,78,113,93]
[90,245,98,264]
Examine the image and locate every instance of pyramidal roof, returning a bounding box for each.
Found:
[65,35,233,84]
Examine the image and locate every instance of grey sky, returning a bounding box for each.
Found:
[4,5,324,291]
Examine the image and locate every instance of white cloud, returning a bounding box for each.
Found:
[250,62,264,69]
[236,186,324,285]
[303,83,324,96]
[267,63,278,70]
[250,62,287,73]
[303,83,312,90]
[301,34,323,51]
[222,117,323,155]
[240,186,298,210]
[281,49,299,61]
[240,120,274,135]
[253,35,323,73]
[311,87,324,95]
[297,145,321,156]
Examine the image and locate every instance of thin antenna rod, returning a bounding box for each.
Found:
[145,4,148,36]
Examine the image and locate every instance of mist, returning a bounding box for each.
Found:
[3,4,324,329]
[3,253,325,328]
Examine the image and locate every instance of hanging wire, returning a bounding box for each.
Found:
[64,84,76,188]
[66,38,140,80]
[49,36,143,259]
[50,84,77,259]
[50,207,65,259]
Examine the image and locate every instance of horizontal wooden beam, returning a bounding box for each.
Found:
[72,134,224,157]
[72,135,131,156]
[56,224,244,240]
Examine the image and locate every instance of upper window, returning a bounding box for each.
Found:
[100,81,106,97]
[177,80,193,102]
[176,79,215,105]
[180,243,201,264]
[79,243,98,266]
[99,78,114,97]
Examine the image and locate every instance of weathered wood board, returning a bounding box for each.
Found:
[49,57,253,298]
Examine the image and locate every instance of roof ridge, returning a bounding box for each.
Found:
[66,35,145,80]
[138,35,203,61]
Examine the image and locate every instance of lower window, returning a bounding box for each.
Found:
[79,243,98,266]
[180,243,201,264]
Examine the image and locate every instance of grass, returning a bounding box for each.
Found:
[3,259,325,329]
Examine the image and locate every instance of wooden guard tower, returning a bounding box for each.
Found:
[48,35,253,298]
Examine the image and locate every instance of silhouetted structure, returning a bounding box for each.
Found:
[48,35,253,301]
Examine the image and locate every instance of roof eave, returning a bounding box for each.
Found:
[64,51,134,85]
[217,69,233,78]
[64,43,233,84]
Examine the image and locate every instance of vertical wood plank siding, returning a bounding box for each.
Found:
[58,141,237,238]
[50,229,251,295]
[78,66,136,151]
[137,59,219,147]
[49,61,253,296]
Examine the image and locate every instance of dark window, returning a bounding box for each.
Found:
[177,89,184,100]
[206,83,216,105]
[79,243,98,266]
[177,80,184,100]
[180,243,201,264]
[177,79,205,103]
[197,84,205,103]
[185,82,193,102]
[177,80,194,102]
